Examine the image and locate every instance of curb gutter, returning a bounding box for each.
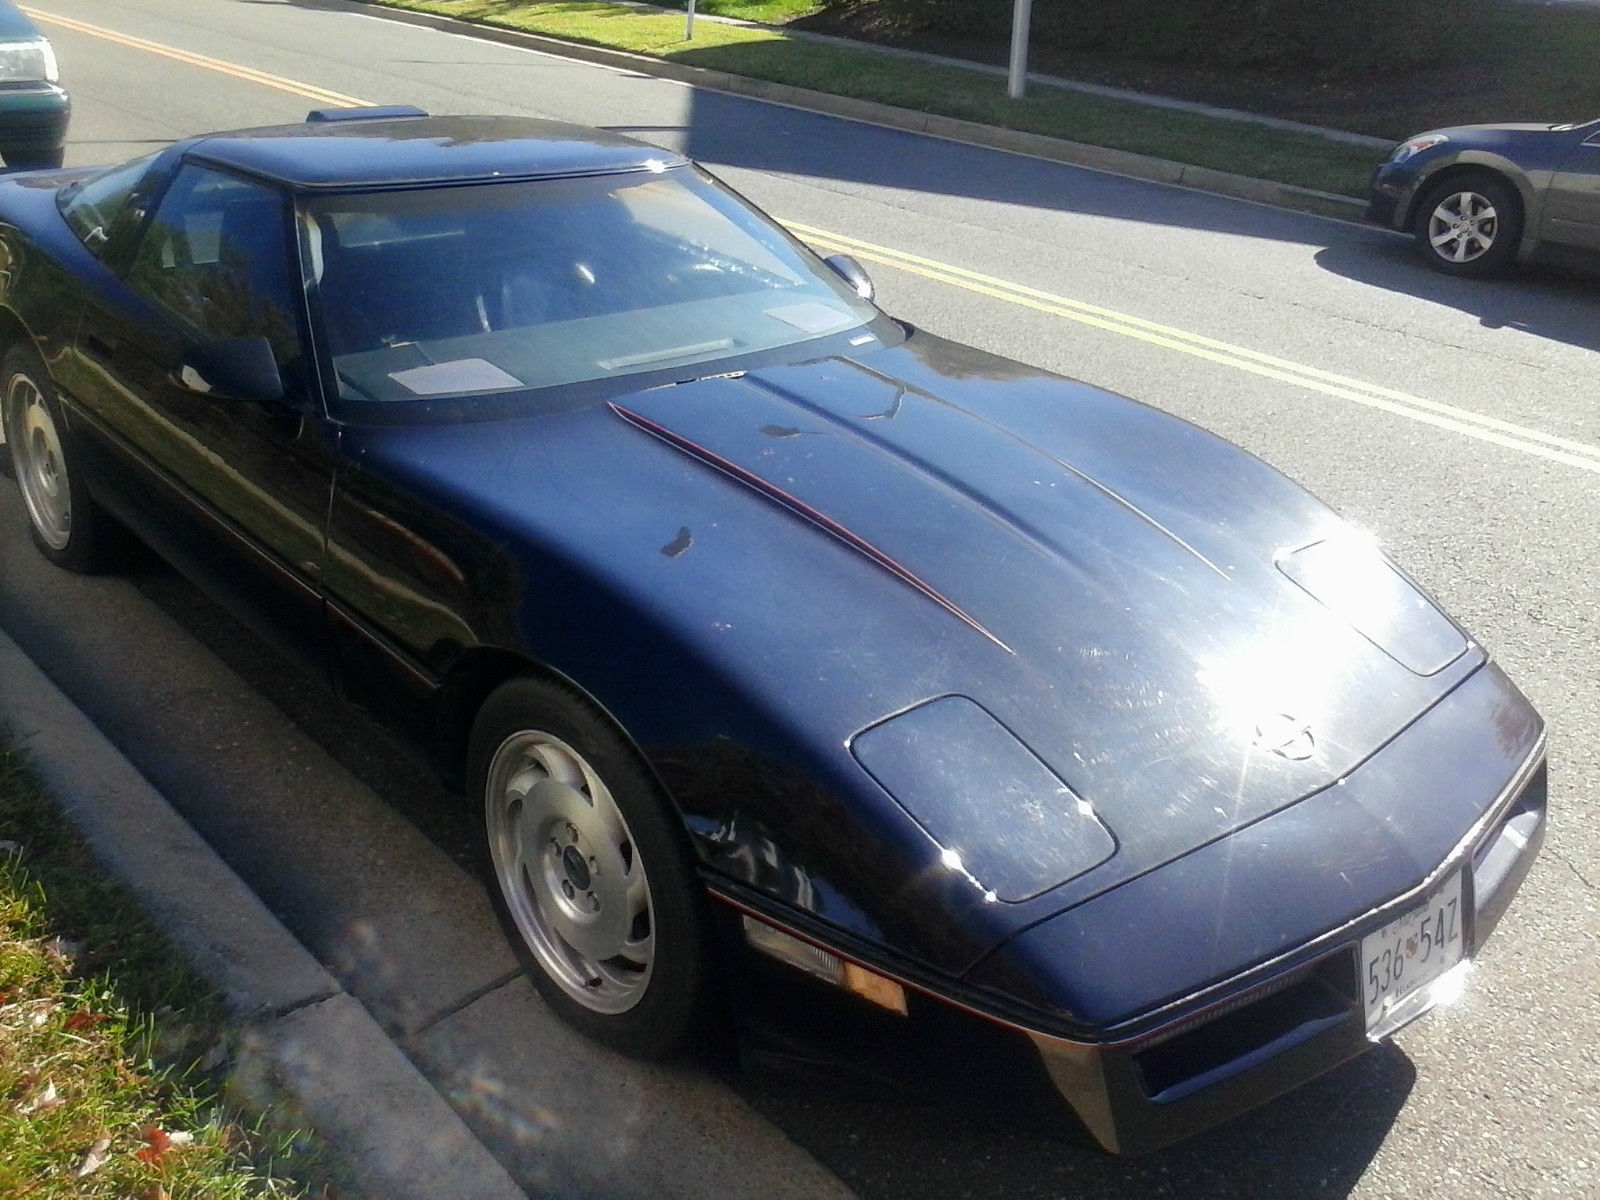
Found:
[0,629,527,1200]
[338,0,1369,223]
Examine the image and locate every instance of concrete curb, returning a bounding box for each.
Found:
[334,0,1368,223]
[0,628,526,1200]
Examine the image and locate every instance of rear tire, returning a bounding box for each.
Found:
[468,674,715,1058]
[2,343,120,572]
[1411,172,1522,278]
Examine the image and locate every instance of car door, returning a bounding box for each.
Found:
[1540,126,1600,252]
[70,160,338,672]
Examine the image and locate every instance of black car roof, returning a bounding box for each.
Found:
[182,112,686,189]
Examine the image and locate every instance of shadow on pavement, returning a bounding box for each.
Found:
[0,492,849,1200]
[739,1042,1414,1200]
[1314,238,1600,354]
[604,88,1346,246]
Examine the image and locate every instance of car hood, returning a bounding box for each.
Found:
[1410,120,1586,155]
[1420,121,1571,137]
[345,330,1482,966]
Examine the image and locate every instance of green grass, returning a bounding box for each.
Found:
[371,0,1377,196]
[0,745,337,1198]
[662,0,819,22]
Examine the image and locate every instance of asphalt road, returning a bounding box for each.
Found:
[3,1,1598,1197]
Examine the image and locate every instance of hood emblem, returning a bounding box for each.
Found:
[1254,713,1316,761]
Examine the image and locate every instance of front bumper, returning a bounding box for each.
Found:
[1368,160,1422,231]
[723,729,1544,1154]
[1003,668,1547,1154]
[0,81,70,154]
[1032,750,1542,1153]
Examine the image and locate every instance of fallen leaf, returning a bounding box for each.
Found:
[134,1186,171,1200]
[73,1136,112,1177]
[136,1126,173,1165]
[64,1009,107,1033]
[16,1080,62,1115]
[135,1125,197,1166]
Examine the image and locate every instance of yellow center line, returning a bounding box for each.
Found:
[786,221,1600,476]
[21,9,1594,475]
[21,6,368,108]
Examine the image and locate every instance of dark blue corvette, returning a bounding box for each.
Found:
[0,109,1546,1153]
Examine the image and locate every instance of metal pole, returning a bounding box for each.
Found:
[686,0,695,40]
[1007,0,1033,99]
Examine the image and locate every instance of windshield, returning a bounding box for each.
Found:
[300,166,881,406]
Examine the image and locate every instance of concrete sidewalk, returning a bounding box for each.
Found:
[0,627,526,1200]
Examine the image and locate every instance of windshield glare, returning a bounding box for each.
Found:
[300,167,879,404]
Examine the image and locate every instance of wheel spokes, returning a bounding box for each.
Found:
[595,804,627,857]
[1429,193,1497,263]
[532,741,585,788]
[618,864,655,966]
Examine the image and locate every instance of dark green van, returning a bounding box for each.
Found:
[0,0,68,168]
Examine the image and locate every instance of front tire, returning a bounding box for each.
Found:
[1412,172,1522,278]
[2,343,119,572]
[468,675,715,1057]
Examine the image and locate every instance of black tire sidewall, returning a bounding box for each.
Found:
[467,674,714,1058]
[1412,173,1523,278]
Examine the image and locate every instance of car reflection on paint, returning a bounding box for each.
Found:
[1369,115,1600,276]
[0,107,1546,1154]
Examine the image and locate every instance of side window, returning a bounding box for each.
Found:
[125,164,303,374]
[57,152,160,258]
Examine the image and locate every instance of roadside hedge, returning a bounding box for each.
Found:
[812,0,1475,73]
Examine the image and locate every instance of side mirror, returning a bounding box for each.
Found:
[179,336,284,405]
[824,253,875,303]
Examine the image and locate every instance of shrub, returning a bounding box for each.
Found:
[815,0,1478,74]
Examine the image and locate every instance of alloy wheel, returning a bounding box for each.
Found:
[7,371,72,551]
[1426,190,1499,264]
[484,729,655,1014]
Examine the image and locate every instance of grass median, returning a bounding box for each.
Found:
[368,0,1380,197]
[0,743,335,1198]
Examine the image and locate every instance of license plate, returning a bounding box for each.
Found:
[1360,870,1464,1035]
